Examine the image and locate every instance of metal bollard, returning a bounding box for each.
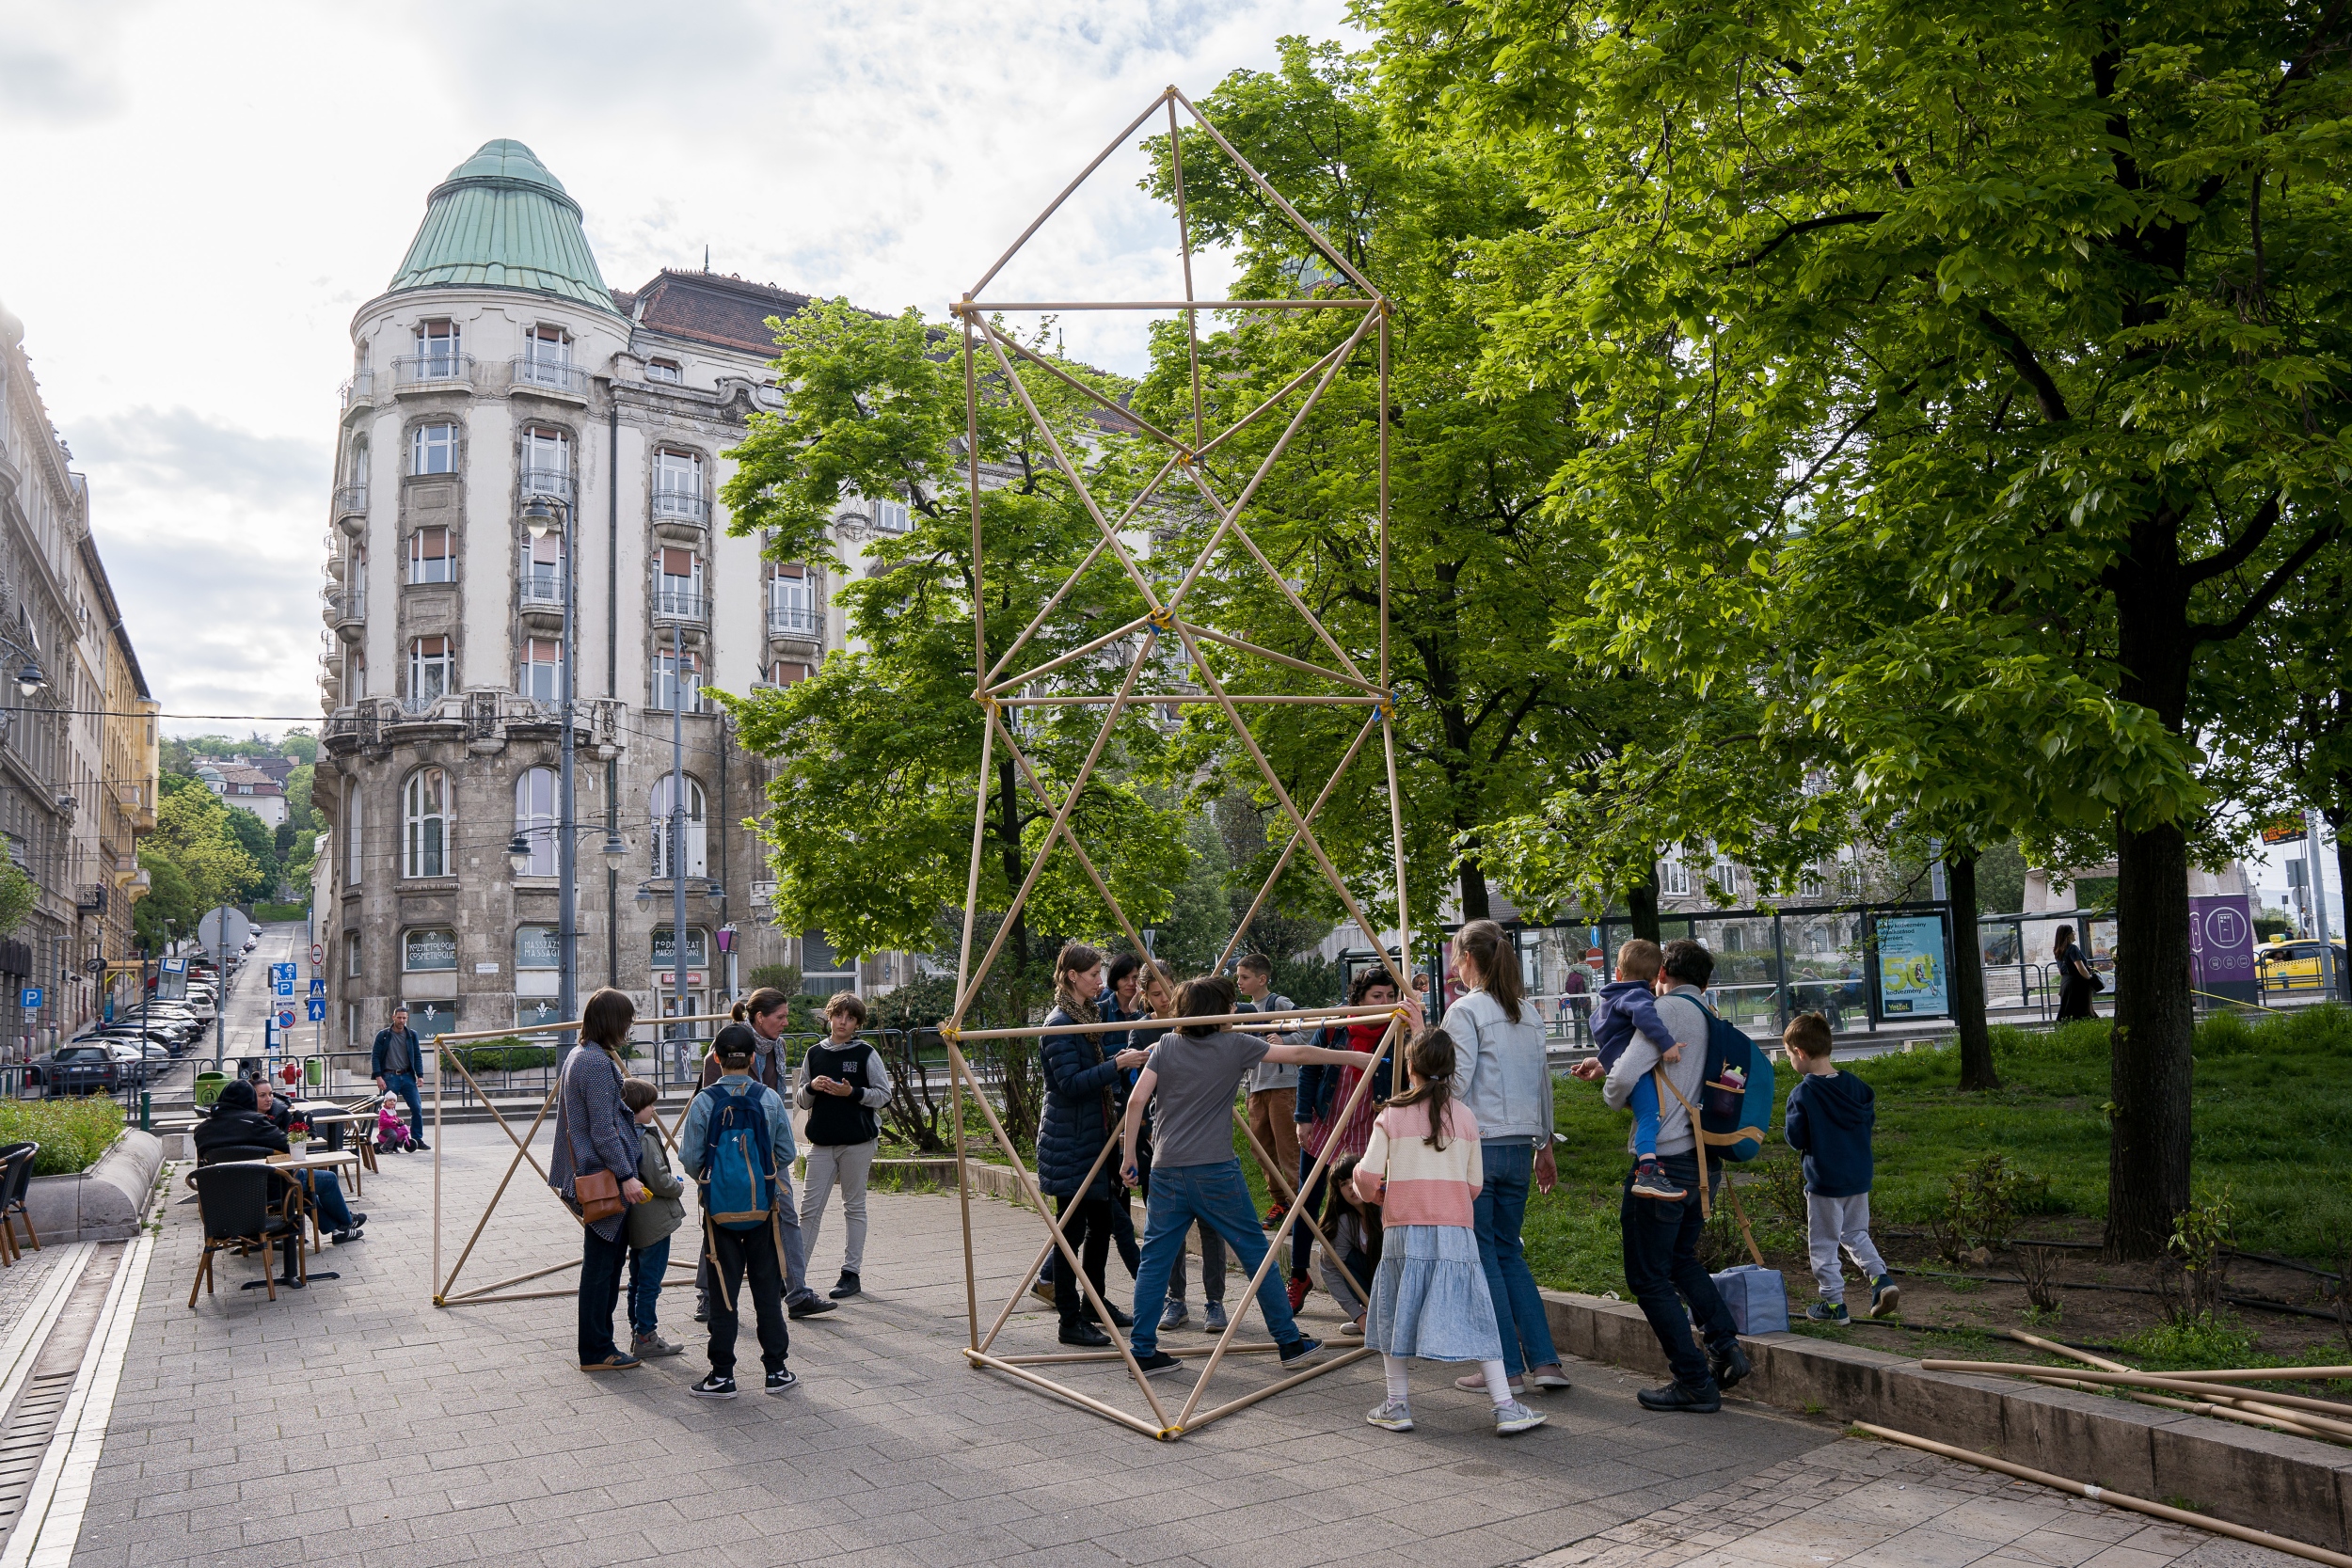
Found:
[140,1089,151,1132]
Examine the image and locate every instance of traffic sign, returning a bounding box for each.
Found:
[197,906,250,953]
[18,987,40,1010]
[277,1007,296,1030]
[306,997,327,1022]
[310,942,324,967]
[275,979,294,998]
[160,958,184,974]
[310,978,326,996]
[272,962,297,983]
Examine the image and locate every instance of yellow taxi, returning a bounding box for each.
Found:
[2256,939,2348,990]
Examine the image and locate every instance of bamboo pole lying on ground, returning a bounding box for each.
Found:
[1852,1421,2352,1568]
[1922,1361,2352,1418]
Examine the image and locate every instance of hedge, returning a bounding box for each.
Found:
[0,1098,125,1175]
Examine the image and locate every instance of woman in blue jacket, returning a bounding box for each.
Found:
[1038,942,1149,1346]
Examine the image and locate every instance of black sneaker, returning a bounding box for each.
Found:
[787,1292,838,1320]
[693,1293,708,1324]
[412,1141,429,1152]
[690,1372,738,1400]
[347,1212,369,1227]
[1709,1340,1751,1393]
[829,1270,861,1299]
[1133,1350,1183,1377]
[1278,1337,1323,1367]
[1637,1380,1721,1413]
[330,1227,364,1245]
[1058,1320,1112,1348]
[764,1368,798,1396]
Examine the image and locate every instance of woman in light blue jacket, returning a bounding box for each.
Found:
[1442,919,1571,1395]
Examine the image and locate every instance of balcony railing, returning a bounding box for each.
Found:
[510,356,589,397]
[654,588,706,622]
[324,585,366,625]
[400,690,448,717]
[333,484,369,517]
[651,490,708,524]
[341,371,375,411]
[393,354,476,389]
[519,574,565,608]
[519,467,573,502]
[767,603,820,637]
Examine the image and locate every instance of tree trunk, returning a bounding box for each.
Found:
[1457,847,1491,923]
[1627,862,1661,943]
[2105,817,2197,1259]
[1947,852,1998,1091]
[2333,801,2351,1005]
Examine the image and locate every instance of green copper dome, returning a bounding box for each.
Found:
[386,139,621,315]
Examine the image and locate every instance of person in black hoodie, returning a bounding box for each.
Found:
[1779,1013,1895,1323]
[193,1080,368,1272]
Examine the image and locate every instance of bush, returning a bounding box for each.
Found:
[0,1098,126,1175]
[250,901,310,924]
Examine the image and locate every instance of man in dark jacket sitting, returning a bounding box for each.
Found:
[195,1080,368,1263]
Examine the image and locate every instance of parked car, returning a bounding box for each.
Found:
[2257,939,2347,991]
[78,1024,179,1055]
[31,1044,122,1094]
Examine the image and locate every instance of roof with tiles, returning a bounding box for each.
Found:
[627,269,818,356]
[388,140,623,317]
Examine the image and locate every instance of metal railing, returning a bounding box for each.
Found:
[400,690,448,718]
[651,490,707,523]
[518,467,572,502]
[510,356,588,397]
[332,483,369,517]
[340,372,374,410]
[653,588,707,622]
[518,573,564,608]
[767,603,820,637]
[393,353,476,388]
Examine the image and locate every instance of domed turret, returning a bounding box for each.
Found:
[386,139,619,315]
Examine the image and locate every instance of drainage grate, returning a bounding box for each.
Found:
[0,1369,78,1546]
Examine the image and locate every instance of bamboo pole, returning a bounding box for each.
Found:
[1377,308,1391,689]
[434,1077,564,1304]
[1216,712,1382,974]
[952,1002,1400,1040]
[442,1257,581,1303]
[961,1349,1168,1439]
[1922,1362,2352,1417]
[1172,87,1382,298]
[981,610,1152,698]
[1168,95,1204,448]
[2005,1329,2132,1372]
[995,1344,1283,1366]
[948,1049,981,1350]
[989,716,1156,964]
[1186,467,1375,690]
[1183,623,1385,695]
[993,693,1386,706]
[2020,1372,2348,1441]
[1236,1115,1372,1306]
[965,88,1175,299]
[981,445,1185,686]
[982,325,1187,452]
[1852,1421,2352,1568]
[1181,1345,1378,1434]
[1195,336,1359,461]
[957,299,1377,312]
[974,1119,1129,1357]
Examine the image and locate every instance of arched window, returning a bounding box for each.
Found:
[344,436,370,503]
[649,774,707,879]
[403,767,449,878]
[513,768,556,876]
[521,425,570,499]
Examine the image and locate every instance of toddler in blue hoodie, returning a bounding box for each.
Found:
[1589,939,1688,1201]
[1780,1012,1898,1322]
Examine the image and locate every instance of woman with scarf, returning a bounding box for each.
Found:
[1290,966,1401,1294]
[1037,942,1149,1346]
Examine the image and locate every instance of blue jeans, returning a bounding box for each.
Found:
[628,1235,670,1336]
[383,1072,423,1143]
[300,1171,354,1230]
[1473,1139,1558,1377]
[1621,1149,1738,1388]
[1129,1158,1304,1358]
[1629,1074,1661,1160]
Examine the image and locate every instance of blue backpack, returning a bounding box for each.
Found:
[698,1082,776,1231]
[1690,997,1774,1162]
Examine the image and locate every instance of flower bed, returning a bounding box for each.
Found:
[0,1097,126,1175]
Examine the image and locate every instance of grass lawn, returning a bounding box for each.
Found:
[1521,1004,2352,1294]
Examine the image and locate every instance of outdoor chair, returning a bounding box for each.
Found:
[186,1164,306,1305]
[0,1142,37,1264]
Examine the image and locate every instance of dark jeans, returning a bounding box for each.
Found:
[1292,1146,1327,1278]
[382,1071,423,1142]
[1475,1140,1559,1377]
[1053,1194,1120,1323]
[299,1171,354,1231]
[628,1235,670,1337]
[1620,1150,1740,1389]
[579,1225,630,1365]
[706,1223,789,1377]
[1129,1159,1303,1357]
[698,1180,810,1300]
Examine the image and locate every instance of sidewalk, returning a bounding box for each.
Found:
[60,1123,2302,1568]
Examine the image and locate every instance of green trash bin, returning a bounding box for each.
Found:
[304,1055,326,1088]
[193,1071,228,1109]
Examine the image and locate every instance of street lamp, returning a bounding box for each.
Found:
[519,493,580,1045]
[14,661,44,699]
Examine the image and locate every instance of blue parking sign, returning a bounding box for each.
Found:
[18,987,40,1009]
[306,997,326,1022]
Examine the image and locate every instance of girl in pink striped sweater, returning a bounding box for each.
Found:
[1354,1028,1547,1436]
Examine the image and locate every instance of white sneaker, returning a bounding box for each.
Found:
[1366,1400,1415,1432]
[1495,1399,1548,1435]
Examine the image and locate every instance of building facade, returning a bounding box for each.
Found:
[314,140,909,1048]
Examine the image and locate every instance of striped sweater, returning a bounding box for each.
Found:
[1355,1101,1484,1227]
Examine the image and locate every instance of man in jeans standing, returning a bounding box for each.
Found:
[372,1006,429,1152]
[1583,938,1749,1411]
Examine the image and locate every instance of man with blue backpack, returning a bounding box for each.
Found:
[679,1027,798,1399]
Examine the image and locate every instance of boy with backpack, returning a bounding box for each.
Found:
[678,1030,798,1398]
[1781,1012,1897,1323]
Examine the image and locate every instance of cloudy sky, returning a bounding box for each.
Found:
[0,0,1356,736]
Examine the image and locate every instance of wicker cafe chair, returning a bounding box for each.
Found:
[0,1142,37,1264]
[186,1164,306,1305]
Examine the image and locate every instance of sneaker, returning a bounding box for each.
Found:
[1527,1364,1574,1392]
[1278,1337,1322,1367]
[1286,1275,1310,1312]
[1203,1301,1229,1334]
[1709,1341,1751,1394]
[1342,1316,1364,1338]
[693,1293,708,1324]
[690,1372,738,1399]
[1058,1320,1112,1348]
[829,1270,862,1300]
[765,1368,798,1396]
[1629,1159,1686,1201]
[1636,1380,1721,1413]
[330,1227,364,1244]
[1457,1370,1524,1394]
[1158,1300,1189,1332]
[412,1141,430,1152]
[1366,1400,1415,1432]
[1030,1277,1057,1307]
[1494,1399,1549,1435]
[1869,1276,1900,1318]
[347,1212,369,1227]
[1263,1203,1287,1227]
[1805,1300,1850,1324]
[1084,1302,1135,1329]
[632,1331,685,1360]
[581,1352,643,1373]
[1134,1350,1183,1377]
[787,1293,838,1320]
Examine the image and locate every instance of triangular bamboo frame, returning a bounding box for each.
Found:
[943,87,1408,1441]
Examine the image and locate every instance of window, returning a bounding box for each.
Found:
[650,774,707,878]
[800,929,856,997]
[403,768,449,878]
[768,565,817,635]
[409,422,458,476]
[407,637,453,705]
[770,659,813,686]
[521,425,569,498]
[520,637,564,702]
[408,527,453,583]
[1658,855,1690,896]
[343,436,370,500]
[516,925,561,969]
[344,931,361,977]
[646,358,681,384]
[657,548,702,617]
[347,650,367,701]
[652,449,704,520]
[872,498,910,532]
[520,531,564,605]
[513,768,556,875]
[651,646,702,711]
[650,927,709,970]
[403,927,458,971]
[516,926,562,1003]
[345,788,363,885]
[519,324,570,383]
[414,319,461,377]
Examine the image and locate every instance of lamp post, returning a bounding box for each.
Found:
[521,496,580,1044]
[716,923,738,1006]
[670,617,688,1048]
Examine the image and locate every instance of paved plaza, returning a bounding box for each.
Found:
[46,1123,2301,1568]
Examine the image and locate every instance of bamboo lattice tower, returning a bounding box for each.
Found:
[941,86,1410,1440]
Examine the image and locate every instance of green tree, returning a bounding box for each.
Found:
[222,809,278,902]
[0,862,33,938]
[1373,0,2351,1254]
[149,785,261,916]
[132,852,195,952]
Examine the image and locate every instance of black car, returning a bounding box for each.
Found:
[33,1044,122,1094]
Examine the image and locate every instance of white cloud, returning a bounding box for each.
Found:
[0,0,1358,735]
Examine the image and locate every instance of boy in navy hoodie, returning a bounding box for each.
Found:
[1781,1012,1897,1322]
[1590,939,1688,1201]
